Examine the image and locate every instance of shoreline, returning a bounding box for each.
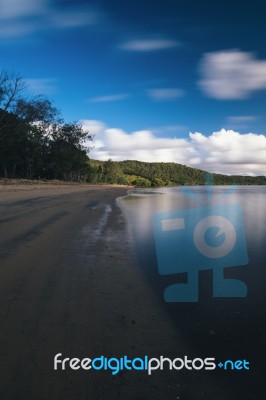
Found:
[0,185,188,399]
[0,179,133,191]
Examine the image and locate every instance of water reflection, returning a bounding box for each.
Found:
[119,185,266,395]
[121,186,266,299]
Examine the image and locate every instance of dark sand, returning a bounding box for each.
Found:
[0,184,257,399]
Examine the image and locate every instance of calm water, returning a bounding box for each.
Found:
[120,185,266,301]
[119,186,266,397]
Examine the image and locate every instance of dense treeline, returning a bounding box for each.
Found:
[87,159,266,186]
[0,70,92,181]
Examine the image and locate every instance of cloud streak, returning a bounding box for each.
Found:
[119,38,180,52]
[90,93,129,103]
[82,120,266,176]
[198,50,266,99]
[25,78,58,95]
[1,0,46,19]
[0,0,99,39]
[225,115,257,129]
[147,88,184,101]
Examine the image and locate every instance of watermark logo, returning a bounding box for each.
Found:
[152,174,249,302]
[54,353,250,375]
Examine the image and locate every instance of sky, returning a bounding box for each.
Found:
[1,0,266,175]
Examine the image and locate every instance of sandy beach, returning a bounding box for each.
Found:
[0,183,259,400]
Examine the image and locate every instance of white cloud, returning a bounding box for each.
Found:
[119,38,179,52]
[198,50,266,99]
[147,88,184,101]
[90,93,129,103]
[82,120,266,176]
[0,0,99,38]
[189,129,266,175]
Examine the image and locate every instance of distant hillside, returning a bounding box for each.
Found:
[87,159,266,186]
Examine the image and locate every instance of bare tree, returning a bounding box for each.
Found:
[0,70,28,138]
[0,70,27,113]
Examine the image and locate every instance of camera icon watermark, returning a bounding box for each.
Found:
[152,183,249,302]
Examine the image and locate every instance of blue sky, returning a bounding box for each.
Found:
[1,0,266,175]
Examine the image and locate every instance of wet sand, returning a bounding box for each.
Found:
[0,184,258,399]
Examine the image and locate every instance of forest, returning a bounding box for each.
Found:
[1,70,265,186]
[0,70,92,181]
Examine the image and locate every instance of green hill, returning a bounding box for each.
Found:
[87,159,266,186]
